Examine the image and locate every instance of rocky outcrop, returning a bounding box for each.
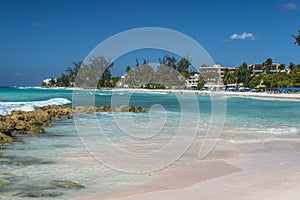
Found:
[26,191,63,198]
[0,105,148,144]
[53,180,84,188]
[0,106,73,143]
[117,105,148,112]
[0,133,14,143]
[75,105,148,113]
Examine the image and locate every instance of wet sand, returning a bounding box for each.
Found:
[113,88,300,100]
[76,132,300,200]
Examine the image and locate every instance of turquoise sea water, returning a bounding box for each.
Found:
[0,87,300,199]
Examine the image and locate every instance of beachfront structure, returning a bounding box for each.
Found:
[220,67,235,78]
[198,64,222,84]
[42,78,57,86]
[199,64,221,75]
[185,73,200,88]
[198,64,225,90]
[249,63,287,76]
[198,64,235,79]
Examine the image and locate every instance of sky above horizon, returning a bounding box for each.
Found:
[0,0,300,86]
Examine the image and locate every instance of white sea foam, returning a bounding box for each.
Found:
[249,97,300,102]
[95,93,112,96]
[257,127,298,135]
[0,98,71,115]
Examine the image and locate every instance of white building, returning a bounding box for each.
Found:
[42,78,57,86]
[198,64,223,86]
[186,73,201,88]
[249,63,287,76]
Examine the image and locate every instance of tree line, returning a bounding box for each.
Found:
[222,59,300,88]
[42,55,195,89]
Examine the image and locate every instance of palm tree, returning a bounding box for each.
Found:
[159,55,177,70]
[222,68,235,85]
[289,62,296,72]
[235,62,252,87]
[292,30,300,46]
[278,64,285,72]
[262,58,272,74]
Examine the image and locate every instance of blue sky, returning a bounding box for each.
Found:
[0,0,299,86]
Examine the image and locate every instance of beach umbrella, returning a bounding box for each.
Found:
[255,84,266,89]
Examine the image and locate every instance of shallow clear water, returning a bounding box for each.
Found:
[0,87,300,199]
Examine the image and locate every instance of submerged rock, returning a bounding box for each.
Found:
[73,106,101,113]
[73,105,148,113]
[117,105,148,112]
[26,191,63,197]
[0,116,15,136]
[53,181,84,188]
[0,189,23,197]
[0,156,53,166]
[0,133,14,143]
[0,178,11,187]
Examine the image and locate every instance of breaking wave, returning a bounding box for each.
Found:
[0,98,71,115]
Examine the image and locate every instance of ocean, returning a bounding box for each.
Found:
[0,87,300,199]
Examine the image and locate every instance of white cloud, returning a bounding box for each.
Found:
[277,3,298,10]
[227,32,256,41]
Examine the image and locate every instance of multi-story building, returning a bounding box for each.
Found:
[249,63,287,76]
[220,67,235,78]
[185,73,200,88]
[198,64,222,85]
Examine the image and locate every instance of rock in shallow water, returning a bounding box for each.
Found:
[0,189,23,197]
[0,133,14,143]
[26,191,64,197]
[0,106,73,140]
[53,181,84,188]
[0,178,11,187]
[0,105,148,144]
[73,105,148,113]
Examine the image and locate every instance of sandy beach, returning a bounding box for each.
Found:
[76,128,300,200]
[112,88,300,100]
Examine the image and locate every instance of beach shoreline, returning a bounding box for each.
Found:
[114,88,300,100]
[77,137,300,200]
[31,86,300,100]
[75,139,242,200]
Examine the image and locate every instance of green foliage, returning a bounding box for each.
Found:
[159,55,177,70]
[124,64,155,88]
[262,58,273,74]
[292,30,300,46]
[125,66,131,73]
[155,64,185,88]
[158,55,192,75]
[222,68,236,85]
[249,72,300,88]
[234,62,252,87]
[74,56,114,88]
[124,55,192,89]
[145,83,166,89]
[248,76,261,88]
[196,78,205,90]
[45,56,116,88]
[52,61,82,87]
[278,64,285,71]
